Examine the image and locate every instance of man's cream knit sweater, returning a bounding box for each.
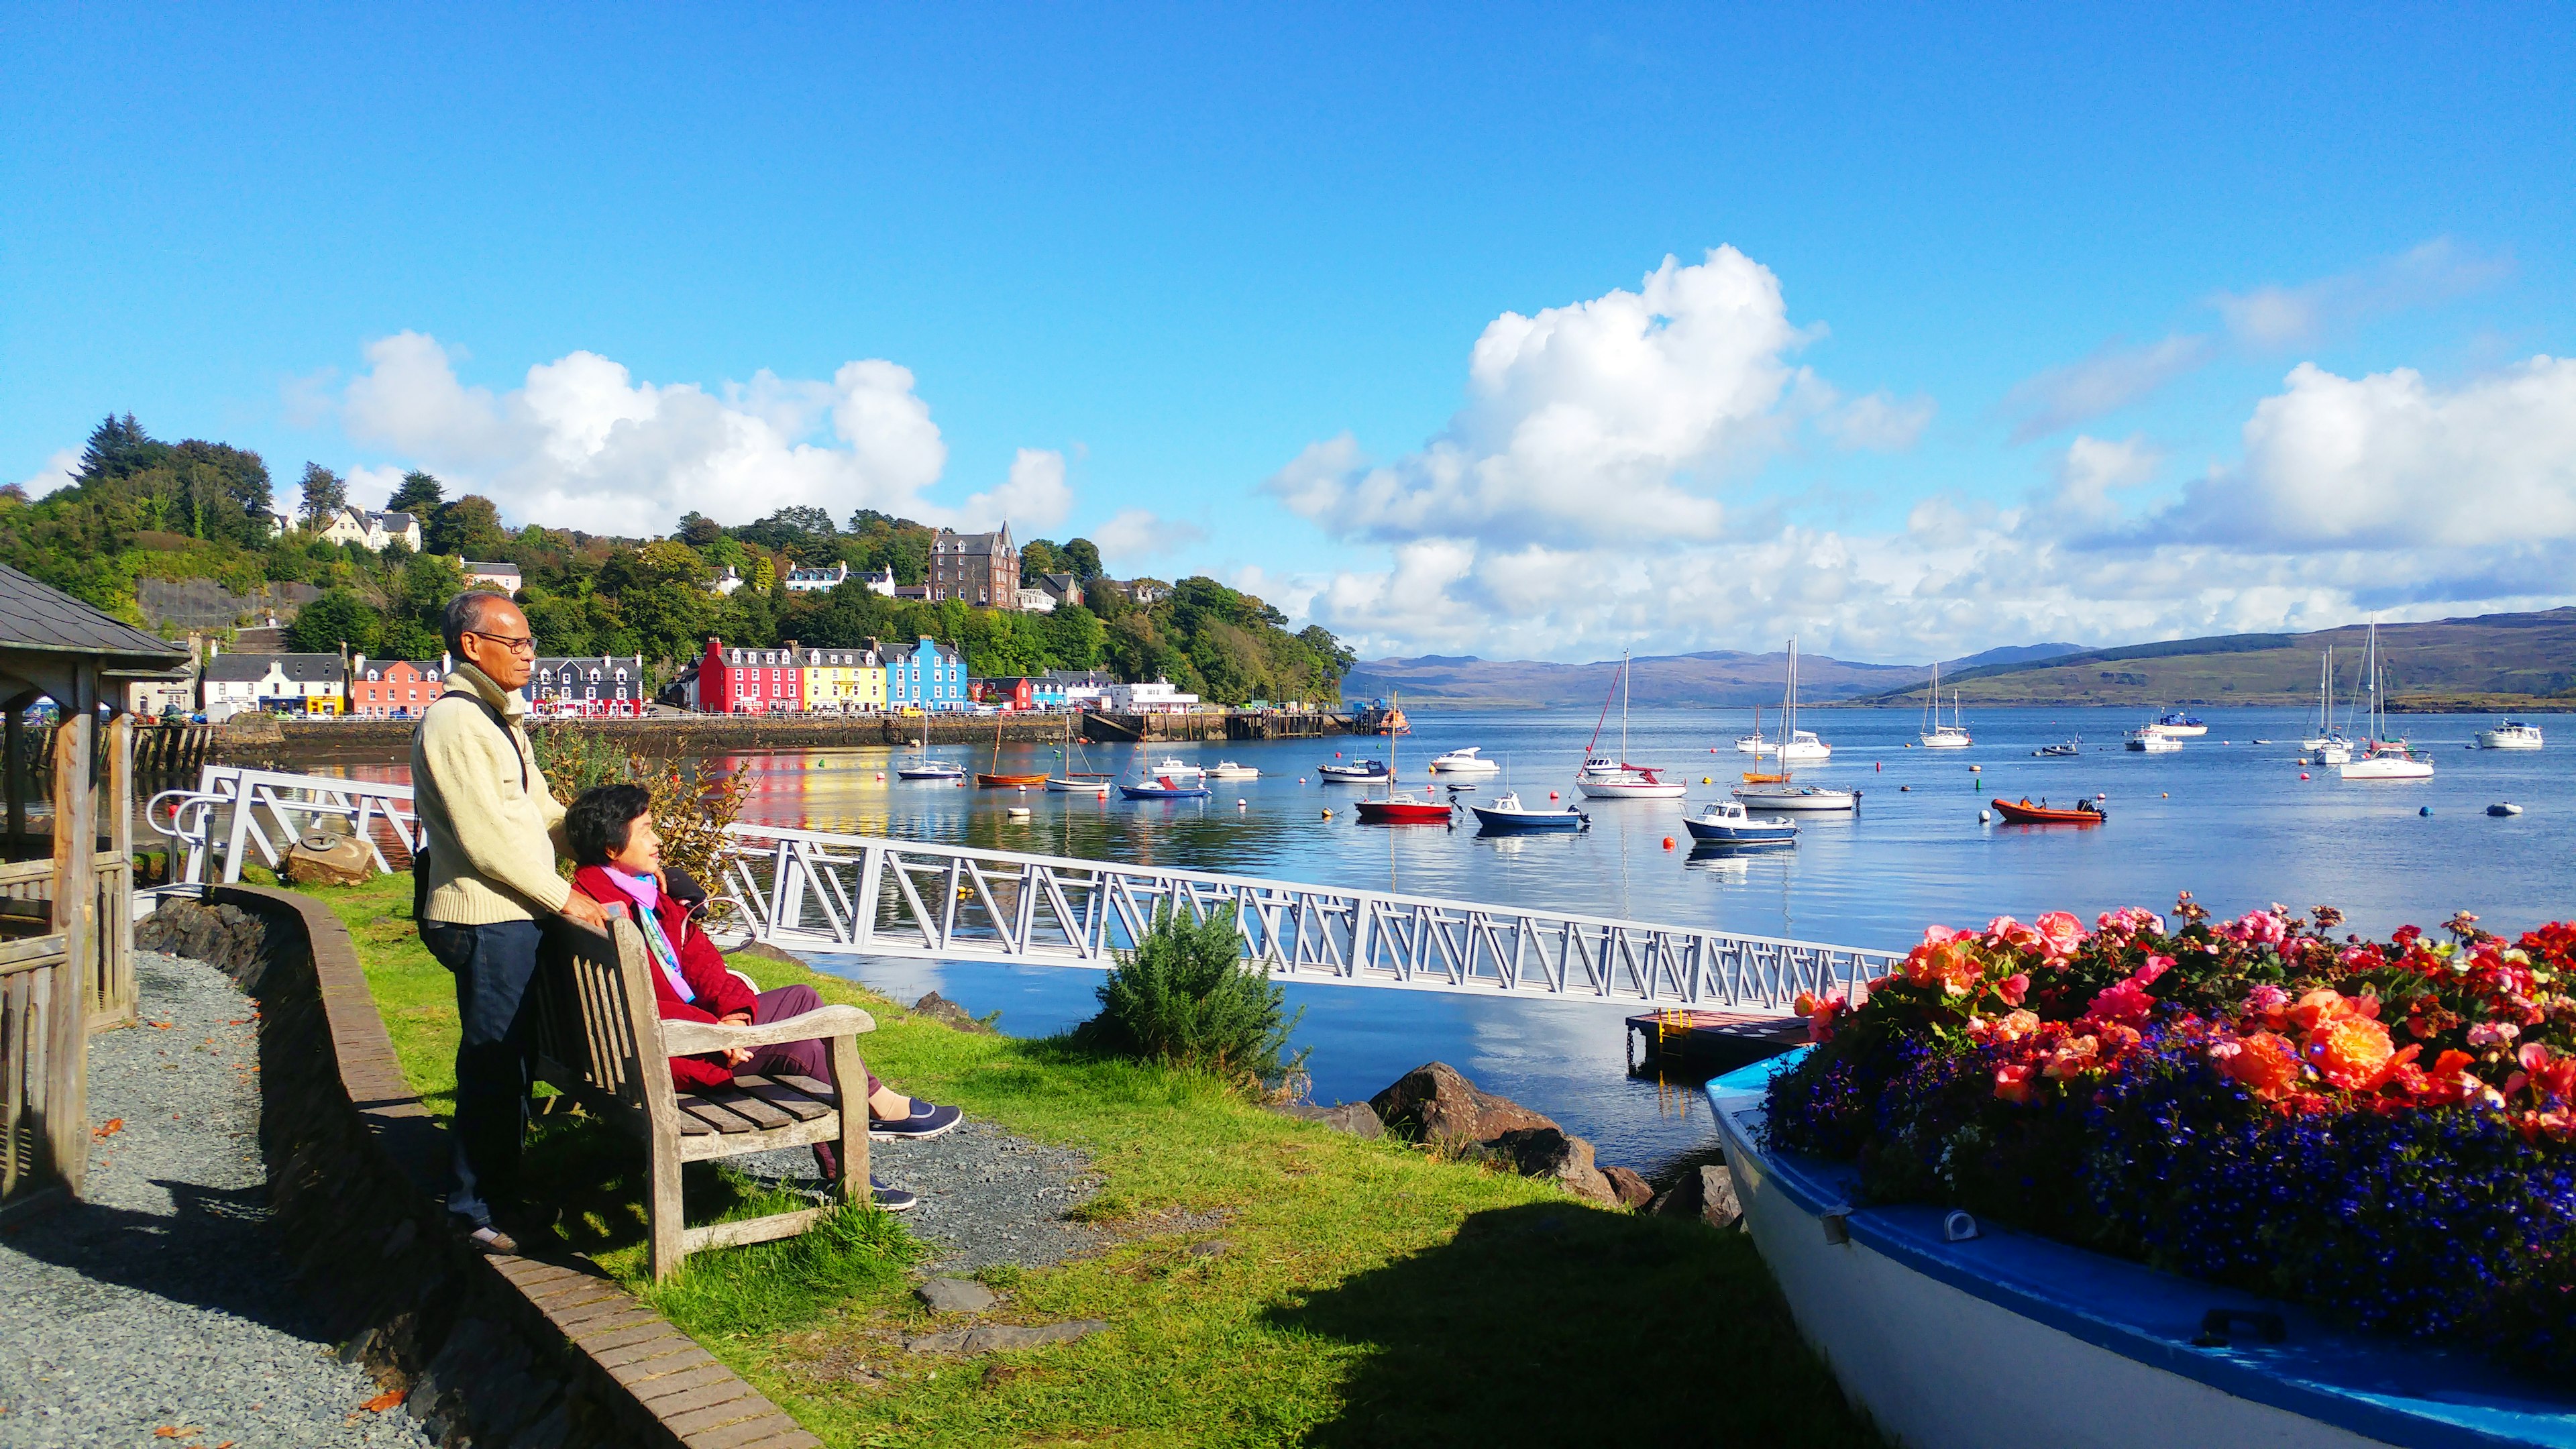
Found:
[410,663,570,924]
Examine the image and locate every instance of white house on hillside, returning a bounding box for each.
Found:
[272,506,424,553]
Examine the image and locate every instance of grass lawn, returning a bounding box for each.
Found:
[305,873,1880,1448]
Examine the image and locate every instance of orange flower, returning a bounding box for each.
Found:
[2042,1034,2102,1081]
[2287,987,2359,1031]
[1992,1009,2041,1042]
[2218,1030,2302,1101]
[1994,1061,2038,1104]
[2033,910,2085,957]
[2303,1014,2415,1091]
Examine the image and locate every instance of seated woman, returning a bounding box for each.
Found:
[563,785,962,1210]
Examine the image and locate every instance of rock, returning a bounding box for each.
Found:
[1368,1062,1560,1150]
[1600,1165,1655,1210]
[284,835,373,886]
[1474,1127,1617,1206]
[903,1320,1109,1355]
[1700,1163,1743,1230]
[916,1277,998,1314]
[912,991,993,1033]
[1187,1238,1230,1258]
[725,940,804,969]
[1268,1102,1384,1138]
[1651,1168,1707,1219]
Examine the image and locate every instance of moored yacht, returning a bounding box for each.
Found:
[2125,728,2182,753]
[2146,711,2208,737]
[1575,651,1686,798]
[1426,747,1502,775]
[2341,621,2433,781]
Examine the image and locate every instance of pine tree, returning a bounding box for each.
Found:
[385,470,444,516]
[77,413,154,482]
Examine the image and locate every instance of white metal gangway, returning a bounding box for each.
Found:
[720,823,1902,1010]
[144,767,1904,1009]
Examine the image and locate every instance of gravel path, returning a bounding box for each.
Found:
[0,952,432,1449]
[735,1118,1109,1274]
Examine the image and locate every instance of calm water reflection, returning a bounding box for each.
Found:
[317,706,2573,1177]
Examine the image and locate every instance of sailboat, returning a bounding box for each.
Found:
[1356,695,1456,822]
[1044,711,1114,793]
[2303,647,2352,764]
[1919,661,1972,749]
[1734,639,1856,812]
[975,714,1051,787]
[2341,621,2432,780]
[1575,651,1686,799]
[896,737,966,780]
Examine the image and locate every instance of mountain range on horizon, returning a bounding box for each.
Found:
[1347,608,2576,709]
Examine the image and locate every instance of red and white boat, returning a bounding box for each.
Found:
[1575,650,1686,800]
[1354,692,1458,823]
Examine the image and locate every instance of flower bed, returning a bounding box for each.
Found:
[1768,894,2576,1381]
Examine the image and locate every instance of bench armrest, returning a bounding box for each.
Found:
[659,1003,876,1057]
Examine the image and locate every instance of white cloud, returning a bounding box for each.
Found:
[2210,238,2512,350]
[329,332,1061,538]
[343,464,407,511]
[13,448,80,498]
[1091,508,1206,561]
[1280,252,2576,665]
[1266,248,1810,547]
[1820,390,1936,451]
[2002,334,2214,443]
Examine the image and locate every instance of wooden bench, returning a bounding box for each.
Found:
[530,917,874,1280]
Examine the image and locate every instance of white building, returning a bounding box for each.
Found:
[1102,678,1200,714]
[863,566,898,598]
[298,506,425,553]
[782,561,849,593]
[709,565,745,596]
[126,677,196,718]
[1014,587,1059,614]
[461,560,521,592]
[200,646,348,720]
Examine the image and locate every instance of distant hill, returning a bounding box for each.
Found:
[1343,642,2090,709]
[1843,608,2576,708]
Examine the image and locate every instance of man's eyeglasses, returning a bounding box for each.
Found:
[464,629,538,655]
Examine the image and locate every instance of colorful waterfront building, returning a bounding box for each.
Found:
[801,645,885,711]
[693,638,806,714]
[528,655,650,716]
[347,655,450,719]
[886,637,968,712]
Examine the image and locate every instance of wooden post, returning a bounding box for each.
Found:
[2,693,22,863]
[46,673,94,1197]
[96,714,133,1028]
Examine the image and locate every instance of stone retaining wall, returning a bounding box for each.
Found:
[141,890,818,1449]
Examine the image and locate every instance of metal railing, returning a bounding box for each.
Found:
[716,824,1900,1009]
[142,768,1903,1009]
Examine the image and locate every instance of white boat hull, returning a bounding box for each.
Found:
[2477,731,2544,750]
[1918,733,1972,749]
[1045,777,1112,794]
[1713,1090,2398,1449]
[1576,779,1687,799]
[2147,724,2208,737]
[1206,765,1259,780]
[2342,757,2434,780]
[2308,743,2352,765]
[2125,738,2182,753]
[1426,761,1501,775]
[1731,786,1856,812]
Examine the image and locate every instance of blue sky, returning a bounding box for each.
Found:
[5,5,2571,663]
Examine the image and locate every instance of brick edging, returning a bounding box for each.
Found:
[198,885,819,1449]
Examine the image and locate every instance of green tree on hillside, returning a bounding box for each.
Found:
[427,495,508,557]
[290,588,379,654]
[386,470,445,516]
[1062,537,1103,581]
[299,464,347,527]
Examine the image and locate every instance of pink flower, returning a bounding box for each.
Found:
[2136,955,2174,985]
[2467,1020,2522,1047]
[1986,916,2041,949]
[2033,910,2085,956]
[1922,924,1960,945]
[2241,983,2289,1017]
[1998,972,2030,1006]
[1994,1061,2038,1104]
[2088,978,2157,1026]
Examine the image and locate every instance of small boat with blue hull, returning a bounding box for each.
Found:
[1119,777,1211,800]
[1709,1054,2576,1449]
[1318,759,1391,783]
[896,760,967,781]
[1469,791,1587,833]
[1681,800,1797,845]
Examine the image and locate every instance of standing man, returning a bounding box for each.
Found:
[413,590,608,1252]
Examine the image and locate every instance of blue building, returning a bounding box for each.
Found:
[888,636,969,712]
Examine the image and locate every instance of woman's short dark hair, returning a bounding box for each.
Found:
[566,784,655,867]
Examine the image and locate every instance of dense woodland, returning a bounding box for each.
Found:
[0,415,1352,705]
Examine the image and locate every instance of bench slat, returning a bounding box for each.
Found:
[731,1076,833,1122]
[676,1096,763,1134]
[773,1073,839,1103]
[698,1087,796,1131]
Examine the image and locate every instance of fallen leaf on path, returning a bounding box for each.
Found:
[360,1388,406,1412]
[93,1119,123,1139]
[150,1430,198,1440]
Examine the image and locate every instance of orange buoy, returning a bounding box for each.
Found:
[1548,791,1560,800]
[1662,837,1675,850]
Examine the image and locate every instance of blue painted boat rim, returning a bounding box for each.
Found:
[1709,1055,2576,1449]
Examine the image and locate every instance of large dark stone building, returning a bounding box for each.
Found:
[928,523,1018,608]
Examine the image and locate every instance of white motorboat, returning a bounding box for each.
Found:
[2341,622,2433,780]
[1682,799,1798,843]
[1425,747,1501,775]
[2123,729,2182,753]
[1918,663,1971,749]
[1144,757,1204,782]
[1205,761,1260,780]
[2145,712,2208,737]
[1470,791,1587,832]
[1574,651,1686,799]
[2308,739,2352,765]
[2477,721,2544,750]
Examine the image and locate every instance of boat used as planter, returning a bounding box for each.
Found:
[1991,796,2106,825]
[1708,1055,2576,1449]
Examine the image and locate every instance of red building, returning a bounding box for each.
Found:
[972,676,1036,711]
[692,637,808,714]
[347,656,448,719]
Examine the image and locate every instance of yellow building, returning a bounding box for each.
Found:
[797,645,885,712]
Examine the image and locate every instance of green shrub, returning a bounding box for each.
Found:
[1077,904,1304,1084]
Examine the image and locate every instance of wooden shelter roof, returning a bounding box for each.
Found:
[0,564,191,669]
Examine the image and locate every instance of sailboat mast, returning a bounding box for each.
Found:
[1620,649,1629,761]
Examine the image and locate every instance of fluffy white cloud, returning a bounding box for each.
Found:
[13,448,80,498]
[1267,248,1811,547]
[329,332,1063,538]
[1277,248,2576,665]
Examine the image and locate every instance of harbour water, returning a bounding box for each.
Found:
[310,705,2573,1179]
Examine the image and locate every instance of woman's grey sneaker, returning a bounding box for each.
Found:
[871,1175,918,1212]
[871,1098,965,1141]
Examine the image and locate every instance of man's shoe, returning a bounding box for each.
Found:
[871,1175,919,1213]
[870,1099,964,1141]
[454,1218,521,1256]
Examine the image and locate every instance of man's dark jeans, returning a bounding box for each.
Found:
[422,918,545,1229]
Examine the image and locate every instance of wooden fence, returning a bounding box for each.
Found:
[0,932,72,1201]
